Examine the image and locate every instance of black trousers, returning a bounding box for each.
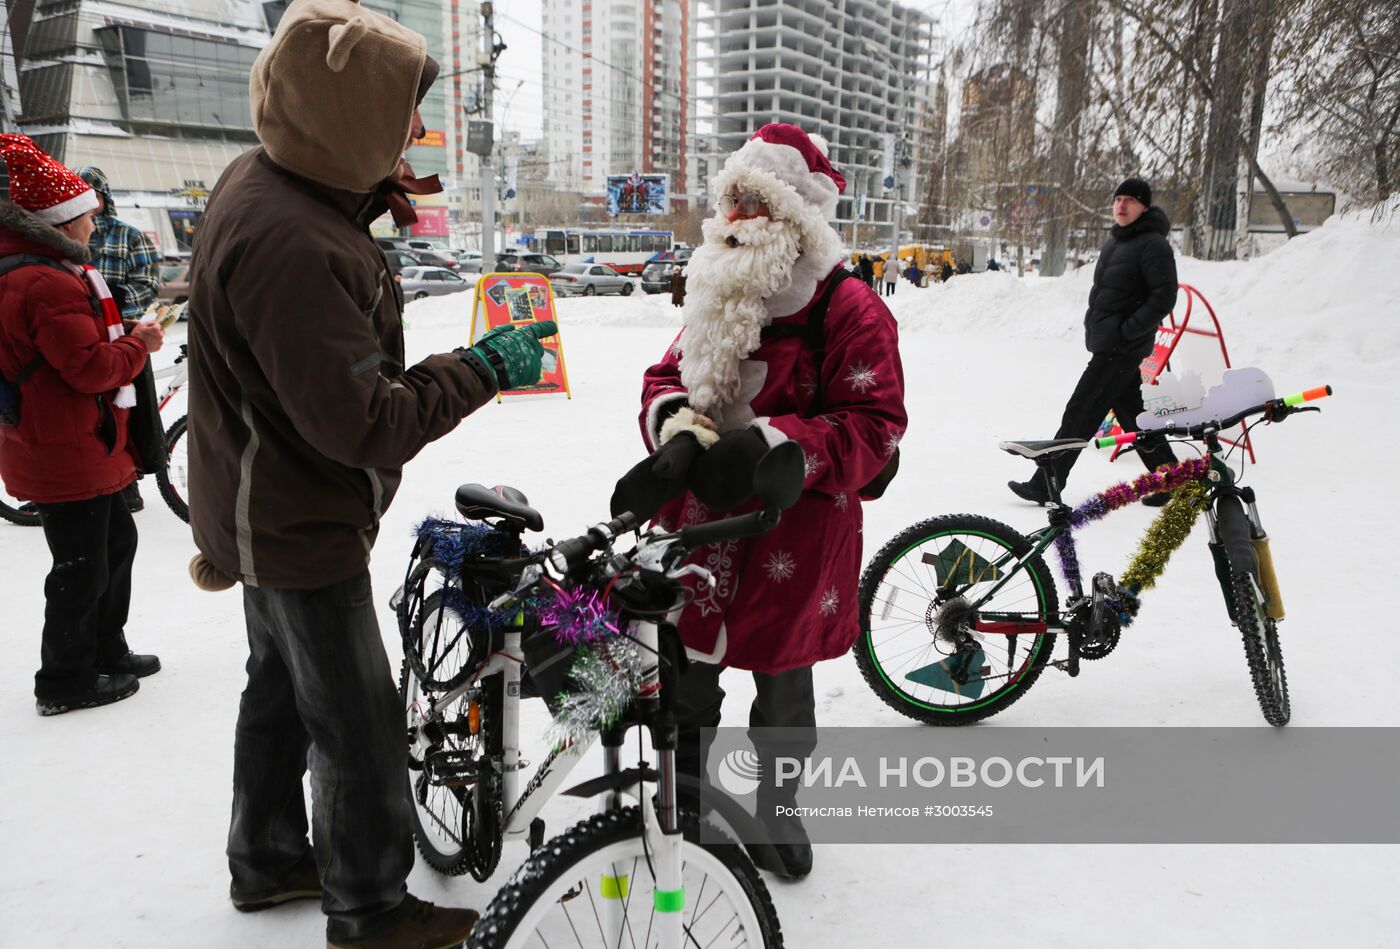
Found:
[229,572,413,940]
[1049,351,1177,488]
[673,662,818,826]
[34,490,138,699]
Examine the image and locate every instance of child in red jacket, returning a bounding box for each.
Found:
[0,134,163,715]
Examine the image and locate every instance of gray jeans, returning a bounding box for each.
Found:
[228,571,412,938]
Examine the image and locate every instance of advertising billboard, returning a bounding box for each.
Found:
[606,173,669,216]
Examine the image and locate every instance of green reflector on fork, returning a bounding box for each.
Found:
[600,875,629,899]
[654,888,685,913]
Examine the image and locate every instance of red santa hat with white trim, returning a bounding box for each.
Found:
[713,123,847,223]
[0,134,100,225]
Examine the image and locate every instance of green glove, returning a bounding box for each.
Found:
[459,321,558,391]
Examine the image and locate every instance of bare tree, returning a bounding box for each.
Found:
[1276,3,1400,204]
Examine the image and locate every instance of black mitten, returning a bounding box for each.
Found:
[609,433,703,522]
[688,428,769,511]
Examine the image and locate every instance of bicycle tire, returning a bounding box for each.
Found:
[155,414,189,523]
[468,806,783,949]
[856,514,1060,725]
[0,489,41,526]
[401,589,502,879]
[1214,495,1290,725]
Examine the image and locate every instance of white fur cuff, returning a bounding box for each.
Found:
[660,406,721,448]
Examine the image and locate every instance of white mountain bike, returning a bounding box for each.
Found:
[396,444,807,949]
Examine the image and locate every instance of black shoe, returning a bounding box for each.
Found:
[121,483,144,513]
[1007,479,1050,505]
[36,673,139,716]
[326,894,479,948]
[95,651,161,678]
[1141,492,1171,508]
[230,855,322,912]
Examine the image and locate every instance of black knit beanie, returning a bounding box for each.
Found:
[1114,177,1151,207]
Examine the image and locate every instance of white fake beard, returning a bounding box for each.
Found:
[679,214,803,415]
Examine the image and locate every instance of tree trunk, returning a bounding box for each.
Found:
[1041,1,1094,277]
[1202,1,1254,260]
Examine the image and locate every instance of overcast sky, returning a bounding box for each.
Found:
[486,0,979,141]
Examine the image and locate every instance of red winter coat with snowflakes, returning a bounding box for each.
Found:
[0,200,147,504]
[639,266,907,674]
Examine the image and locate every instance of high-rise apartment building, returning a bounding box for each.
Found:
[699,0,935,235]
[442,0,483,189]
[540,0,697,204]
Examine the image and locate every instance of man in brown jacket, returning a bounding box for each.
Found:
[186,2,551,945]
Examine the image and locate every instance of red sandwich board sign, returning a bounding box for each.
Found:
[1101,284,1256,463]
[469,272,572,400]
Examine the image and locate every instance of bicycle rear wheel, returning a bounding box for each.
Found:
[468,807,783,949]
[401,587,501,879]
[155,414,189,523]
[0,483,41,526]
[856,514,1060,725]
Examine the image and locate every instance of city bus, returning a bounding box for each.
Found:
[529,227,675,275]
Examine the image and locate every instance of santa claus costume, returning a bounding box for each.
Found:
[628,123,907,876]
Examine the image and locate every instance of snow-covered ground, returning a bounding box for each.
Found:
[3,208,1398,947]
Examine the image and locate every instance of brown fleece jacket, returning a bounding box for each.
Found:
[186,1,492,589]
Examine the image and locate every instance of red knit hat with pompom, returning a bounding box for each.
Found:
[0,134,99,225]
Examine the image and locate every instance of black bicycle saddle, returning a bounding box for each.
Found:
[454,483,544,532]
[998,438,1089,460]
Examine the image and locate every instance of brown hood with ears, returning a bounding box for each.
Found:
[250,0,431,193]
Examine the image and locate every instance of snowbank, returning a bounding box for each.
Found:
[883,208,1400,383]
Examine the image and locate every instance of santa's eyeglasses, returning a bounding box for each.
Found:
[716,191,771,218]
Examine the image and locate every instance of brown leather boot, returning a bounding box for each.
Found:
[326,895,479,949]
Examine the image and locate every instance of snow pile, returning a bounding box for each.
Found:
[877,208,1400,384]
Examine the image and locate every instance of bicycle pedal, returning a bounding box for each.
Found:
[425,749,482,786]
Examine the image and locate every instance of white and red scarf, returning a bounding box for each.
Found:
[64,262,136,408]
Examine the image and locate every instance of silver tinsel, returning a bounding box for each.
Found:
[544,638,645,752]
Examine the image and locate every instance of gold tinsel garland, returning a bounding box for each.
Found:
[1119,479,1212,593]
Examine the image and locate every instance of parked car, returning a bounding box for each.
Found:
[641,262,677,295]
[157,263,190,304]
[399,266,474,300]
[381,249,423,276]
[412,248,460,270]
[497,251,563,277]
[550,262,634,296]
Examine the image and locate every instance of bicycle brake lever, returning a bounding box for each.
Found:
[666,563,715,590]
[489,563,543,610]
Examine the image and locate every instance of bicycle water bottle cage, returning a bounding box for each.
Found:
[455,483,544,532]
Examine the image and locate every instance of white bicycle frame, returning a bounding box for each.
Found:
[411,608,689,944]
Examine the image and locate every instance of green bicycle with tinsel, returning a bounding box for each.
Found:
[856,370,1333,728]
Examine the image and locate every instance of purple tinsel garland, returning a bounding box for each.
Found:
[537,585,621,645]
[1053,456,1211,589]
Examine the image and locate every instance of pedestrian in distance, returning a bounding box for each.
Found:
[882,255,900,297]
[611,123,907,882]
[77,166,162,513]
[858,252,875,288]
[0,134,164,716]
[184,1,556,945]
[1009,177,1179,506]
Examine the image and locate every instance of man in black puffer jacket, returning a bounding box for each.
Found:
[1010,178,1178,504]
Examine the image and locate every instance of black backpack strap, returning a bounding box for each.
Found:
[759,267,852,411]
[0,254,72,385]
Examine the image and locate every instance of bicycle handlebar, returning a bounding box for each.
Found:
[677,508,779,551]
[547,512,640,573]
[1095,384,1333,449]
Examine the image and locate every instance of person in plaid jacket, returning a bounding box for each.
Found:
[77,167,160,320]
[78,166,161,512]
